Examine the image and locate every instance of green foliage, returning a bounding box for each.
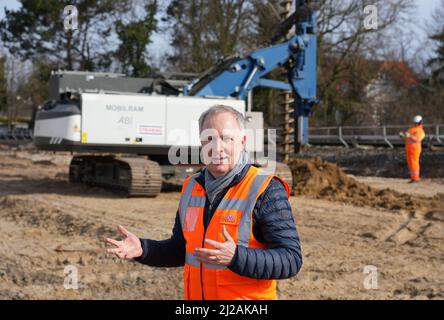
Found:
[0,0,131,70]
[23,61,53,109]
[115,1,157,77]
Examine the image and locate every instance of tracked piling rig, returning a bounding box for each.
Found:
[33,1,318,197]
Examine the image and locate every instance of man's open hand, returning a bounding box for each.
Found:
[105,225,143,260]
[193,225,236,266]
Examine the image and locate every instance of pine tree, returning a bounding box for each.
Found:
[0,0,131,70]
[115,1,157,77]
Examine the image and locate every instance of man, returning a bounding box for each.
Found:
[400,115,425,183]
[106,105,302,300]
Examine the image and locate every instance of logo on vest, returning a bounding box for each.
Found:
[220,210,239,225]
[225,214,236,222]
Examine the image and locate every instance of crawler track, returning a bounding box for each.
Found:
[69,155,162,197]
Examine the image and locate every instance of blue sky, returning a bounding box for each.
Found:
[0,0,442,68]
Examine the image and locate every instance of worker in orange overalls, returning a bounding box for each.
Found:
[400,115,425,183]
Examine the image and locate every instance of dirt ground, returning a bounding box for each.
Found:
[0,144,443,300]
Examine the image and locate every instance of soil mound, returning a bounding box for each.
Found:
[287,157,443,213]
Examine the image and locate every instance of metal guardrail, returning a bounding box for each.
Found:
[2,124,443,148]
[0,128,33,142]
[309,124,444,148]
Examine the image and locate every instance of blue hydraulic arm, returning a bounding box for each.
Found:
[185,0,318,150]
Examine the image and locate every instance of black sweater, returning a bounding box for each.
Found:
[135,164,302,279]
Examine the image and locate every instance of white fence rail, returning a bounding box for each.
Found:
[308,124,443,148]
[0,126,33,142]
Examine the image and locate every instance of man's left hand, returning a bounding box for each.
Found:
[193,225,236,266]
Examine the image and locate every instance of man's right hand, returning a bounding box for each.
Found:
[106,225,143,260]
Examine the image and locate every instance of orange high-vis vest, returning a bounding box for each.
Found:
[179,165,290,300]
[405,124,425,181]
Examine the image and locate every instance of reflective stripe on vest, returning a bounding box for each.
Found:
[180,169,271,253]
[185,252,226,269]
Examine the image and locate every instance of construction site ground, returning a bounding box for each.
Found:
[0,143,443,300]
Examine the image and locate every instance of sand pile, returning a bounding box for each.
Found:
[287,156,444,213]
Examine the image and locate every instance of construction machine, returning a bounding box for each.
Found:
[33,0,318,197]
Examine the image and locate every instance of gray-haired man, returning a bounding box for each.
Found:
[106,105,302,300]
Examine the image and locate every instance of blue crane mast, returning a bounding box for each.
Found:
[186,0,318,151]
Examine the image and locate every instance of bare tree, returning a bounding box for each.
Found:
[164,0,255,72]
[313,0,414,126]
